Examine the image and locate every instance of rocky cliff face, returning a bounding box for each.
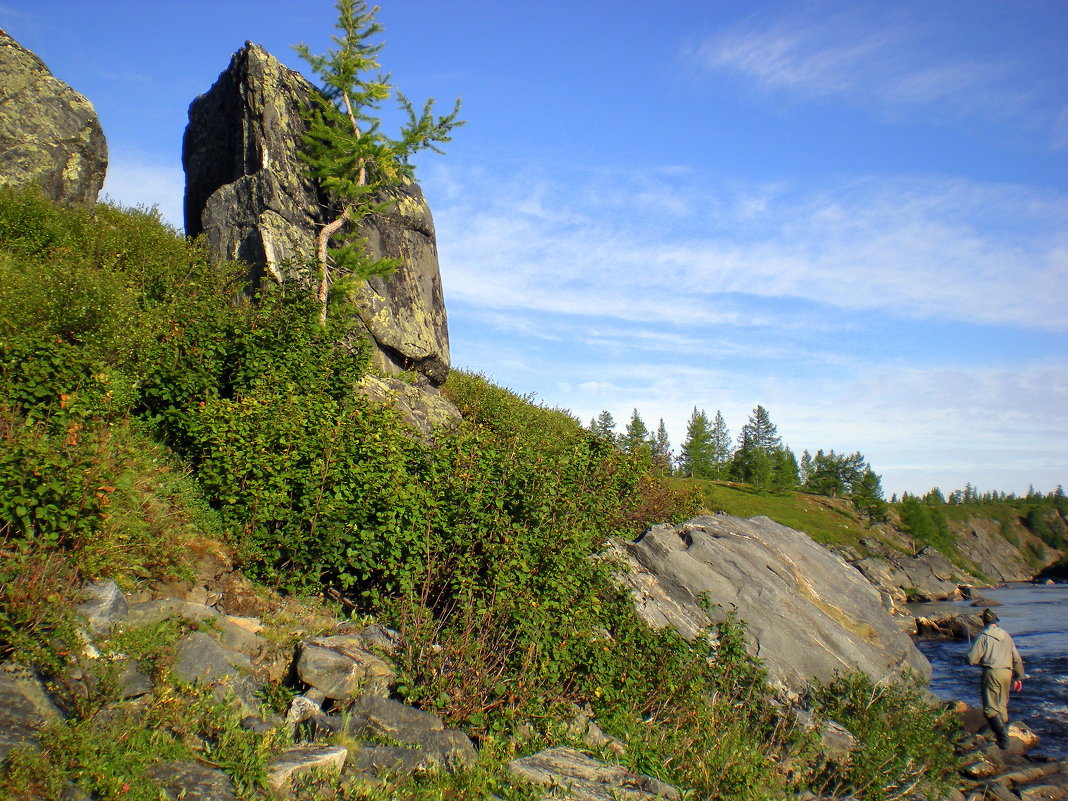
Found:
[615,515,931,695]
[0,30,107,205]
[182,43,450,386]
[838,516,1061,605]
[953,516,1053,584]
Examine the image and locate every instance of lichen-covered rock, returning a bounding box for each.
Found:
[182,42,451,387]
[0,30,107,204]
[615,515,931,693]
[358,374,461,438]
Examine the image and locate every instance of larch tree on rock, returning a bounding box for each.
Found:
[294,0,463,323]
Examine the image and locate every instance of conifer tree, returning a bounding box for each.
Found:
[622,408,651,454]
[295,0,463,322]
[679,407,715,479]
[652,419,672,473]
[736,404,781,453]
[799,449,813,485]
[589,410,617,441]
[709,410,732,477]
[852,468,888,523]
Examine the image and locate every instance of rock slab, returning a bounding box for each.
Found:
[146,760,238,801]
[616,515,931,693]
[508,747,680,801]
[0,30,107,204]
[267,745,348,791]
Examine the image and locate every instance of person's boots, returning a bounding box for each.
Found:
[987,714,1010,750]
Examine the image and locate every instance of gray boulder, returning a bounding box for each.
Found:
[182,42,452,387]
[344,695,476,770]
[171,631,260,713]
[296,634,394,700]
[0,30,107,204]
[615,515,931,694]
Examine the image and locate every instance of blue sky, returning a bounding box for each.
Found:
[4,1,1066,497]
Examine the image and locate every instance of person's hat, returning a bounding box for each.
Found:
[981,608,998,624]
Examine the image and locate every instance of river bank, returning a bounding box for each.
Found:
[910,583,1068,758]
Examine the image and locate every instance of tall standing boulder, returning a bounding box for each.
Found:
[0,30,107,205]
[182,43,451,386]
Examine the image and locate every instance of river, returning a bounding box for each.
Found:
[909,583,1068,758]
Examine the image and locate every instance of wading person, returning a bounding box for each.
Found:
[967,608,1024,749]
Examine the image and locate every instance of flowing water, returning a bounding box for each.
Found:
[910,584,1068,758]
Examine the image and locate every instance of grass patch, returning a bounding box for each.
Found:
[672,478,879,549]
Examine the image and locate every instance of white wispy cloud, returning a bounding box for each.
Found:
[431,167,1068,333]
[689,3,1053,131]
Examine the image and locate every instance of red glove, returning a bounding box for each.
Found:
[1012,679,1023,692]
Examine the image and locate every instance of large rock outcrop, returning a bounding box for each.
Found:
[0,30,107,204]
[616,515,931,694]
[182,43,450,386]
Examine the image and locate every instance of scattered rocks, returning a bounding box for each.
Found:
[75,579,128,636]
[914,611,983,640]
[953,703,1068,801]
[0,662,62,761]
[299,694,478,774]
[124,598,220,627]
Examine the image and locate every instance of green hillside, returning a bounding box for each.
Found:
[0,186,964,800]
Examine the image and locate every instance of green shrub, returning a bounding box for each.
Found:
[805,672,959,801]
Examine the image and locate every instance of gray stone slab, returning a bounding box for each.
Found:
[267,745,347,791]
[146,759,238,801]
[508,747,680,801]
